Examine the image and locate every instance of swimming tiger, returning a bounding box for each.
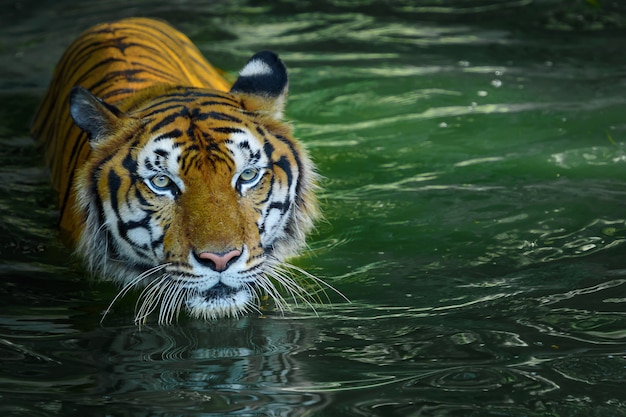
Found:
[31,17,325,324]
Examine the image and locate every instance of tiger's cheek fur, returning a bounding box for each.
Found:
[160,207,192,266]
[93,162,165,266]
[258,151,301,255]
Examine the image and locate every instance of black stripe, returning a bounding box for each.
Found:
[151,232,164,250]
[101,88,138,100]
[150,111,181,133]
[134,187,151,208]
[274,134,304,203]
[107,169,122,212]
[58,130,89,223]
[274,155,294,189]
[122,152,138,177]
[140,91,239,114]
[211,127,245,134]
[154,129,183,141]
[263,139,275,159]
[88,69,149,92]
[199,100,239,108]
[269,200,289,213]
[206,111,242,123]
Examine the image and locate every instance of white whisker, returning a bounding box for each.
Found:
[159,279,187,325]
[267,270,308,308]
[135,273,172,325]
[157,280,176,325]
[245,283,265,316]
[256,255,350,316]
[100,263,171,324]
[255,276,289,313]
[267,269,319,315]
[279,260,350,303]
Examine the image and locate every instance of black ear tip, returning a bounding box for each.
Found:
[69,86,100,117]
[250,50,283,67]
[230,50,288,97]
[70,85,87,95]
[250,50,277,60]
[68,86,125,142]
[69,86,86,105]
[69,86,90,124]
[243,50,285,73]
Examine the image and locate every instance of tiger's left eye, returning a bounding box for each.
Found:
[238,168,260,184]
[150,174,172,190]
[147,174,179,197]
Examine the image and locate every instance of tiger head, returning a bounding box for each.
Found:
[68,51,320,323]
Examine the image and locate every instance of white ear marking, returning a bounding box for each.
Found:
[229,51,289,107]
[239,59,273,77]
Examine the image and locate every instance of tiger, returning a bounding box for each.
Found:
[31,17,326,324]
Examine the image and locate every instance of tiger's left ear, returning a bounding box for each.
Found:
[230,51,289,120]
[69,86,126,146]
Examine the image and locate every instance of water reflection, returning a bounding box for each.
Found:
[551,142,626,168]
[0,316,329,416]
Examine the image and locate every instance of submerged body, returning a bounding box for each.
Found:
[31,18,320,323]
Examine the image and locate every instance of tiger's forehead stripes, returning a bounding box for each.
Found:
[137,137,186,191]
[134,89,242,115]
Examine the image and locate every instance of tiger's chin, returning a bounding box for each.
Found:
[125,267,263,325]
[185,283,256,321]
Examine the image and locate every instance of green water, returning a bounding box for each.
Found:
[1,0,626,415]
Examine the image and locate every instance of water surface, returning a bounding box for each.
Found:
[1,0,625,415]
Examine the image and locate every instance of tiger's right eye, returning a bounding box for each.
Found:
[238,168,260,184]
[150,174,172,190]
[147,174,179,197]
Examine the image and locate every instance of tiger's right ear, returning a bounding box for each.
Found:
[230,51,289,120]
[69,86,125,145]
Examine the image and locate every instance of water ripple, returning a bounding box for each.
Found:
[302,97,626,137]
[552,355,626,384]
[395,0,533,14]
[416,366,558,395]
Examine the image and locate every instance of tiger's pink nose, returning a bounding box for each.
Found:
[194,249,242,272]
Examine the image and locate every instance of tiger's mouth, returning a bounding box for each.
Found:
[201,282,239,300]
[183,281,255,320]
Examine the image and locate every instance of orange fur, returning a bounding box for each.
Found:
[32,18,231,245]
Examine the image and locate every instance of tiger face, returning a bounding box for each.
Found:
[68,52,320,323]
